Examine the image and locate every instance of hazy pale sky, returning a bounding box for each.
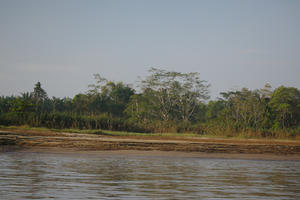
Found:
[0,0,299,99]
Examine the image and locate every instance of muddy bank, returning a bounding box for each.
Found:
[1,130,300,156]
[4,148,298,161]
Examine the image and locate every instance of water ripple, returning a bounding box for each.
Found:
[0,152,299,199]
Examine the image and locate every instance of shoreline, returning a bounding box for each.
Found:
[2,147,300,161]
[1,128,300,161]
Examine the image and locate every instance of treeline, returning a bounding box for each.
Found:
[0,68,300,138]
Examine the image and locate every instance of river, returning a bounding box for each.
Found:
[0,151,299,199]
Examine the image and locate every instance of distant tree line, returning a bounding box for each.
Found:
[0,68,299,138]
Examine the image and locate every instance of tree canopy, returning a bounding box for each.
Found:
[126,68,210,123]
[0,69,299,138]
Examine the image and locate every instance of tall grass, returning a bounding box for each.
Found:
[1,111,299,139]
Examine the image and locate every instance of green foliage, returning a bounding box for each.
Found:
[219,88,269,129]
[32,82,48,104]
[0,71,300,139]
[128,67,210,122]
[87,74,135,116]
[269,86,300,128]
[205,100,225,120]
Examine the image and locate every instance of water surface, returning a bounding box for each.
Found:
[0,151,299,199]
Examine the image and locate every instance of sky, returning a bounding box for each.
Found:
[0,0,299,99]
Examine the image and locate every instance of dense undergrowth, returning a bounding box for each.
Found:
[1,69,300,139]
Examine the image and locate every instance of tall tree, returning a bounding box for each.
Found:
[135,68,210,122]
[220,88,267,129]
[87,74,135,116]
[32,82,48,103]
[31,82,48,116]
[269,86,300,128]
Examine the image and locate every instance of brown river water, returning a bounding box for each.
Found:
[0,151,299,200]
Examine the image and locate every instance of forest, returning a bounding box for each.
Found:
[1,68,300,138]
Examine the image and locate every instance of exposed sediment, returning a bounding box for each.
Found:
[1,130,300,155]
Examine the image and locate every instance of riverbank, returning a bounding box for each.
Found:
[1,127,300,159]
[3,148,298,161]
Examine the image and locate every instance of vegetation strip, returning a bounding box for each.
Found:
[0,68,299,139]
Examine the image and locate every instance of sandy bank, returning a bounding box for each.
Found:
[1,129,300,160]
